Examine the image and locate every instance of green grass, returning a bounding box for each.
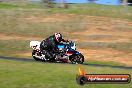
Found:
[34,4,132,20]
[0,3,19,9]
[84,60,126,67]
[0,40,31,56]
[0,59,132,88]
[0,3,132,20]
[0,3,42,9]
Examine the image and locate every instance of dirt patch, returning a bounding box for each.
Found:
[12,52,32,58]
[71,34,131,43]
[78,48,132,66]
[23,14,74,23]
[71,15,132,43]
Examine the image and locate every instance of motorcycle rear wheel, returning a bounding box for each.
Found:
[32,50,41,61]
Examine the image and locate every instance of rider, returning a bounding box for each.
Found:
[40,33,68,61]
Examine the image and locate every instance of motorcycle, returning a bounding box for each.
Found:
[30,41,84,64]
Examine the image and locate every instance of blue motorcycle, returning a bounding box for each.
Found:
[30,41,84,64]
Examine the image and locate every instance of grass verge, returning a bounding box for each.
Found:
[0,3,132,20]
[0,59,132,88]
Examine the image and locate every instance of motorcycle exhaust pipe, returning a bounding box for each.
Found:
[33,55,41,59]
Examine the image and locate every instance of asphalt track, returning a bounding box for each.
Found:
[0,56,132,70]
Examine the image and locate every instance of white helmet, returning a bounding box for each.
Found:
[54,33,62,42]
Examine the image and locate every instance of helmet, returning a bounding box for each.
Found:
[54,33,62,42]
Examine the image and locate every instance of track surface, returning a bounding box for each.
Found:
[0,56,132,70]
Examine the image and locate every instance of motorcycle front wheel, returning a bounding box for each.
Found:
[69,53,84,64]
